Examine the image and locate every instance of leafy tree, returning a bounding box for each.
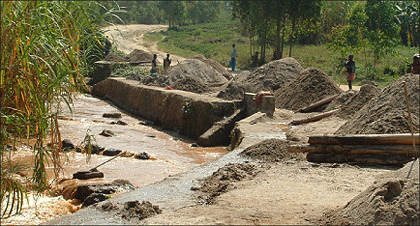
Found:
[394,1,419,47]
[365,1,399,72]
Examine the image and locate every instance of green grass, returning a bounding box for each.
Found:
[147,22,417,88]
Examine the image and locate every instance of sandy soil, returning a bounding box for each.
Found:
[104,24,186,63]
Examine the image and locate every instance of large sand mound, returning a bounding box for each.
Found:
[189,55,230,76]
[318,159,419,225]
[125,49,154,64]
[166,59,228,85]
[171,76,210,94]
[239,58,304,93]
[335,84,381,119]
[335,74,419,135]
[275,67,343,111]
[325,89,358,112]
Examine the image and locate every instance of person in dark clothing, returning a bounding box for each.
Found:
[412,53,420,75]
[164,53,171,70]
[151,54,158,74]
[344,54,356,90]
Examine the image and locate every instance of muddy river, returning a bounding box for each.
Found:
[57,93,228,187]
[1,93,228,225]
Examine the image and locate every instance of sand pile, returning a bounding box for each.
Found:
[239,58,304,93]
[125,49,154,64]
[171,76,210,94]
[318,159,419,225]
[325,89,358,112]
[189,55,230,76]
[140,74,170,88]
[215,81,246,101]
[104,52,127,62]
[240,139,302,162]
[275,67,343,111]
[335,84,381,119]
[336,74,419,135]
[196,163,263,204]
[166,59,228,85]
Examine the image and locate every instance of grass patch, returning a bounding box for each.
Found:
[143,32,164,48]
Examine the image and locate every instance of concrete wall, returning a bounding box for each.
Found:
[92,78,239,139]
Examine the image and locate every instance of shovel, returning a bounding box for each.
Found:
[73,151,126,180]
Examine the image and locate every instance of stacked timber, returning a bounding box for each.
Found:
[290,133,419,166]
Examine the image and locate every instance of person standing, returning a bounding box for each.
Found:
[229,44,237,71]
[344,54,356,90]
[151,54,158,75]
[411,53,420,75]
[164,53,171,70]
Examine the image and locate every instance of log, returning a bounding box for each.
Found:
[291,109,338,125]
[306,153,414,166]
[297,144,419,156]
[309,133,419,145]
[298,94,340,113]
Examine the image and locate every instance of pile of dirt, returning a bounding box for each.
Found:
[335,84,381,119]
[104,52,127,62]
[189,55,230,76]
[140,74,170,88]
[196,163,263,204]
[317,159,419,225]
[239,58,304,93]
[216,81,246,101]
[240,138,302,162]
[166,59,228,85]
[335,74,419,135]
[125,49,154,64]
[233,70,251,83]
[96,200,162,223]
[275,67,343,111]
[171,76,210,94]
[324,89,358,112]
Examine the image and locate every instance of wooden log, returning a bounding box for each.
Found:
[291,109,338,125]
[309,133,419,145]
[298,144,419,156]
[306,153,414,166]
[298,94,340,113]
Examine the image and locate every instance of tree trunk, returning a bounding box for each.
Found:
[274,17,281,60]
[288,18,296,57]
[290,109,338,125]
[308,133,419,146]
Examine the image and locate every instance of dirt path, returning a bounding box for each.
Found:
[104,24,186,63]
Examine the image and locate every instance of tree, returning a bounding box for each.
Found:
[365,1,399,70]
[287,0,321,57]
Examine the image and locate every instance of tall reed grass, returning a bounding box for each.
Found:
[0,1,117,218]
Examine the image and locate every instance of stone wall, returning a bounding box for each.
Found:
[92,78,239,139]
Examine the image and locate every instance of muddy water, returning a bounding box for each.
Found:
[56,93,228,187]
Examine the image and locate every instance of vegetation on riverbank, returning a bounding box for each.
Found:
[1,1,111,218]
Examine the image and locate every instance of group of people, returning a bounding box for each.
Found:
[150,53,172,75]
[149,45,419,89]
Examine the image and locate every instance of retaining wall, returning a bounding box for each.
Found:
[92,78,239,139]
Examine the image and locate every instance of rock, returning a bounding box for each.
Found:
[73,170,104,180]
[100,129,115,137]
[102,113,122,118]
[134,152,150,160]
[140,121,154,126]
[82,193,108,208]
[88,144,105,154]
[102,148,122,156]
[110,120,127,125]
[62,139,74,151]
[74,179,135,202]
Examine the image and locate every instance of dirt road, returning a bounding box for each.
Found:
[104,24,186,63]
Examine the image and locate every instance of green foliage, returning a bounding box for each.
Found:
[1,0,111,217]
